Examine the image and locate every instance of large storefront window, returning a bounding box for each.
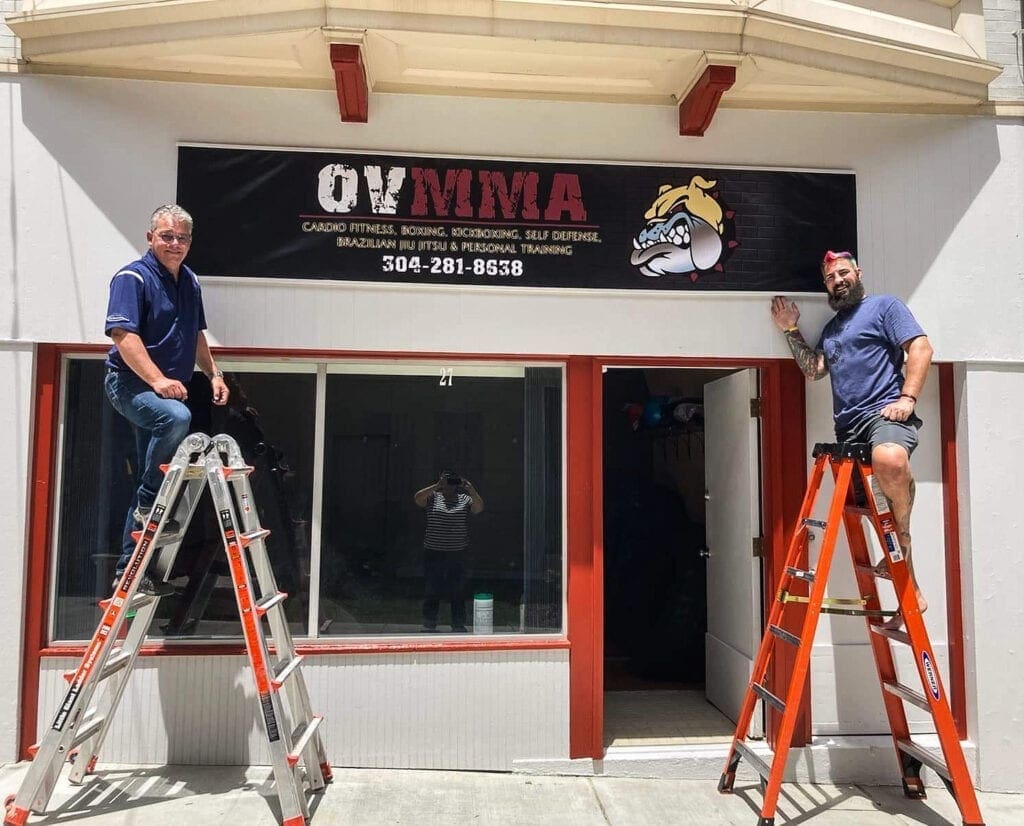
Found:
[52,358,315,641]
[50,357,563,642]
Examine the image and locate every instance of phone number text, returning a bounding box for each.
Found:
[381,256,524,277]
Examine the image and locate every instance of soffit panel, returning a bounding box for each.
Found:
[5,0,1003,110]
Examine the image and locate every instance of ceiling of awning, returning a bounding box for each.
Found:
[6,0,1003,116]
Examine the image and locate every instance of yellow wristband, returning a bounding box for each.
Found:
[783,326,799,333]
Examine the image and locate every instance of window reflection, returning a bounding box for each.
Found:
[50,358,561,642]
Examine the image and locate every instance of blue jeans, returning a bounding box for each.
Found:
[104,370,191,575]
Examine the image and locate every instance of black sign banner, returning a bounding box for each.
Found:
[177,145,856,292]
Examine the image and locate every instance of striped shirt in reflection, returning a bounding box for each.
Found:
[423,491,473,551]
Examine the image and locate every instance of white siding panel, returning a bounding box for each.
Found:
[811,642,952,736]
[38,649,569,770]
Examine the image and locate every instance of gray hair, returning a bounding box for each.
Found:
[150,204,194,232]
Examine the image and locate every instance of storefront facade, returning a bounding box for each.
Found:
[2,0,1022,794]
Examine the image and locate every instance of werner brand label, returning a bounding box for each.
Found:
[921,651,941,700]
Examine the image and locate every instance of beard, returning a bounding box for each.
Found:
[828,277,865,312]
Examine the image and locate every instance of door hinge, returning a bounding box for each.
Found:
[752,536,764,558]
[750,398,762,418]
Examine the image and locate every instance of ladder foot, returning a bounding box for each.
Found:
[717,771,735,793]
[3,795,29,826]
[757,818,775,826]
[901,777,927,799]
[319,762,334,783]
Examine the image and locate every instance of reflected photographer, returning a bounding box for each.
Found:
[414,471,484,632]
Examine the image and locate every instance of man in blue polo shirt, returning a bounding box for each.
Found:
[770,251,934,627]
[104,204,229,596]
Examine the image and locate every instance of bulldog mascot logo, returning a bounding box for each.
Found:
[630,175,736,281]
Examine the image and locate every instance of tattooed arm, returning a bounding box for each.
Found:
[770,296,828,380]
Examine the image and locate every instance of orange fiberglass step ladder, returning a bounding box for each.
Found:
[5,433,331,826]
[717,442,984,826]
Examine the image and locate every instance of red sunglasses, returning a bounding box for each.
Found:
[822,250,855,265]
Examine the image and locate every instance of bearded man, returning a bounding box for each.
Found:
[770,250,933,625]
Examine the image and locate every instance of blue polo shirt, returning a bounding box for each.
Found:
[104,250,208,382]
[817,294,925,435]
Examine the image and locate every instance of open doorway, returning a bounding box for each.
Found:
[602,366,763,747]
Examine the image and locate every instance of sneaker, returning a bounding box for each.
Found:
[133,506,181,534]
[137,575,175,597]
[111,575,173,596]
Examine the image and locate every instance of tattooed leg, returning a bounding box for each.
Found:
[872,444,926,628]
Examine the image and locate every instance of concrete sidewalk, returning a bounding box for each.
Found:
[1,762,1020,825]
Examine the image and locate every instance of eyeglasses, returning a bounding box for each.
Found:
[155,232,192,245]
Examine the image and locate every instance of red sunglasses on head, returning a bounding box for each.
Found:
[822,250,855,265]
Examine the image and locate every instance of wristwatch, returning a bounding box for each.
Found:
[210,370,225,379]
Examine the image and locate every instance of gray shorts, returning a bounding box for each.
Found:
[839,413,920,458]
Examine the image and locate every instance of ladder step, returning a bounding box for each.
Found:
[854,562,892,581]
[785,566,816,583]
[99,649,134,682]
[286,715,324,767]
[240,528,271,548]
[70,716,106,750]
[883,681,932,712]
[256,591,287,617]
[272,655,305,690]
[100,592,156,611]
[896,738,952,783]
[870,623,910,645]
[845,505,873,517]
[752,682,786,712]
[768,624,801,647]
[733,740,771,779]
[802,518,827,529]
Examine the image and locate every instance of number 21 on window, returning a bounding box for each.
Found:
[439,367,454,386]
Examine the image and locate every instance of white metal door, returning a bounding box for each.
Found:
[704,369,763,735]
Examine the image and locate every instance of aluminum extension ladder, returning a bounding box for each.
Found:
[4,433,331,826]
[718,442,984,826]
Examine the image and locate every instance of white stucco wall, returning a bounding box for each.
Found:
[0,345,33,764]
[956,363,1024,792]
[2,73,1023,788]
[1,76,1022,361]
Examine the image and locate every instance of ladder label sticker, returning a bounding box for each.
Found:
[260,694,282,742]
[867,474,891,515]
[921,651,941,700]
[883,530,904,564]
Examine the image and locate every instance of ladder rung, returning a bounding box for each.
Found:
[785,566,815,583]
[845,505,873,517]
[768,624,801,647]
[223,465,255,479]
[70,716,105,749]
[256,591,287,617]
[733,740,771,779]
[896,738,952,782]
[99,649,134,682]
[271,655,305,690]
[286,715,324,767]
[100,592,157,611]
[240,528,271,548]
[854,563,892,581]
[870,624,910,645]
[883,681,932,712]
[752,682,786,712]
[802,518,827,529]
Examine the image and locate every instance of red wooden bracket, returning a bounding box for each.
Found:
[678,65,736,137]
[330,43,369,123]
